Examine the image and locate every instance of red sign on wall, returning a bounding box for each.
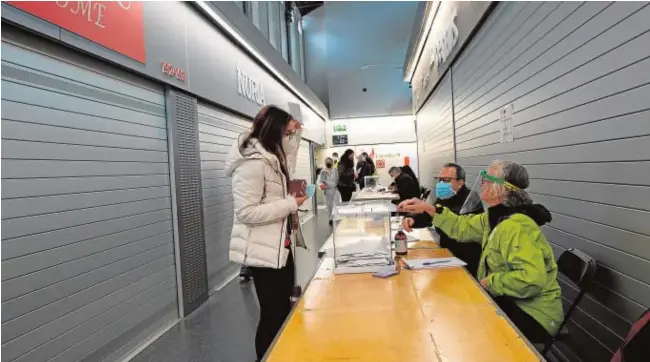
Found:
[8,1,146,63]
[376,160,386,169]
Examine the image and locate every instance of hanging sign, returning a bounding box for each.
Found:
[8,1,146,63]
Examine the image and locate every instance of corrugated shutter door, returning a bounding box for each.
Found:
[197,103,251,291]
[294,141,314,217]
[416,72,454,192]
[450,2,650,361]
[1,41,178,362]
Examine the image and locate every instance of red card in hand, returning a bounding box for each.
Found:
[288,179,307,197]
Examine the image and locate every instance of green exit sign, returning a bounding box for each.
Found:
[333,124,347,132]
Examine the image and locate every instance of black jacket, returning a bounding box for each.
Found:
[337,163,355,188]
[356,161,374,188]
[393,173,420,203]
[411,185,484,278]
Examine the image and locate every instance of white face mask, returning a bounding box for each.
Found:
[282,134,296,154]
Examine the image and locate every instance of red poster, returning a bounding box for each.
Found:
[8,1,146,63]
[376,160,386,169]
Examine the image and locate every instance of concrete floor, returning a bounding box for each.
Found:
[130,212,332,362]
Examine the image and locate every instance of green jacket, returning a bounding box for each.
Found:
[433,207,564,335]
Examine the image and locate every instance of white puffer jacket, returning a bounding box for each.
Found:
[225,129,304,269]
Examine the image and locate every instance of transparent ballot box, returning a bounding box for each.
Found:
[331,201,396,274]
[363,175,380,190]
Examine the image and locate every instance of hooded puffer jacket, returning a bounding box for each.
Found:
[225,129,303,269]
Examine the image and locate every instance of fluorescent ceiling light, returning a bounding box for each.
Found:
[404,1,440,83]
[194,1,327,121]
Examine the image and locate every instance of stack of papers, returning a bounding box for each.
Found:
[403,257,467,270]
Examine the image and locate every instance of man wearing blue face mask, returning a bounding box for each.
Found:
[402,163,484,277]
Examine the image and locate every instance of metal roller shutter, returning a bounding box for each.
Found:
[294,140,314,218]
[415,72,454,193]
[1,40,178,362]
[450,2,650,361]
[197,103,251,292]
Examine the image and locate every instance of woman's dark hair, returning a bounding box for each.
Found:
[401,165,417,180]
[340,149,355,168]
[401,165,420,190]
[240,105,293,177]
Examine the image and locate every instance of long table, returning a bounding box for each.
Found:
[265,224,545,362]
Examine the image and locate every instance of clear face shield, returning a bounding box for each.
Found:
[458,170,519,214]
[458,174,484,215]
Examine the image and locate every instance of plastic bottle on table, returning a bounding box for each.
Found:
[395,226,408,256]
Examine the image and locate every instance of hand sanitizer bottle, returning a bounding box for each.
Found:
[395,227,408,256]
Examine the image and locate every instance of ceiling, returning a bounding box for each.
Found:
[295,1,324,17]
[302,1,419,118]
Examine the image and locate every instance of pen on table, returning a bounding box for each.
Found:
[422,260,451,266]
[399,258,412,270]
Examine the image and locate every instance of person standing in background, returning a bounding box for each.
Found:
[332,152,339,167]
[356,152,376,190]
[226,105,308,361]
[337,149,356,202]
[318,157,339,226]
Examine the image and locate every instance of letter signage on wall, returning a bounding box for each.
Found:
[161,60,186,82]
[7,1,146,63]
[411,1,492,112]
[237,66,266,106]
[427,7,459,71]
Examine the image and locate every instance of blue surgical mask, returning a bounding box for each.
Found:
[435,181,456,199]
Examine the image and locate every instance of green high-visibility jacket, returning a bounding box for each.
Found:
[433,207,564,335]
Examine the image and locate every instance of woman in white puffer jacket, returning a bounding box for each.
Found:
[225,105,307,361]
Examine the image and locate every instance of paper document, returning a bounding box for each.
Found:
[403,257,467,270]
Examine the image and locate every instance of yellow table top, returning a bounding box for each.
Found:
[266,228,544,362]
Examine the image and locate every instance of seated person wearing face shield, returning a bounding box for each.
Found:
[402,163,483,277]
[388,166,420,205]
[398,160,563,344]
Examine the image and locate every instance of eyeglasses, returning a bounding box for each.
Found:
[434,177,459,183]
[479,170,519,190]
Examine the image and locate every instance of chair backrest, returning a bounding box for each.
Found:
[557,248,597,289]
[542,248,598,355]
[611,308,650,362]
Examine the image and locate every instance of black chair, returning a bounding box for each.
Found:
[542,248,597,356]
[612,308,650,362]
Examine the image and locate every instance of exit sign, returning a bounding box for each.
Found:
[332,124,347,133]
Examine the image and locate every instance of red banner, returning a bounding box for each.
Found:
[8,1,146,63]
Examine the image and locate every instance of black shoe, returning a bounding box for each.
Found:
[240,266,252,282]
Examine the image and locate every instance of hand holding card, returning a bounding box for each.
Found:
[288,179,307,197]
[306,184,316,198]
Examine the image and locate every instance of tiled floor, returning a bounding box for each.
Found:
[130,212,332,362]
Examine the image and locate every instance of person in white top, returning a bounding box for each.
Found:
[317,157,340,226]
[225,105,307,360]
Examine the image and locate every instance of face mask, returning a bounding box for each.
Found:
[326,163,332,168]
[435,181,456,199]
[282,135,296,154]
